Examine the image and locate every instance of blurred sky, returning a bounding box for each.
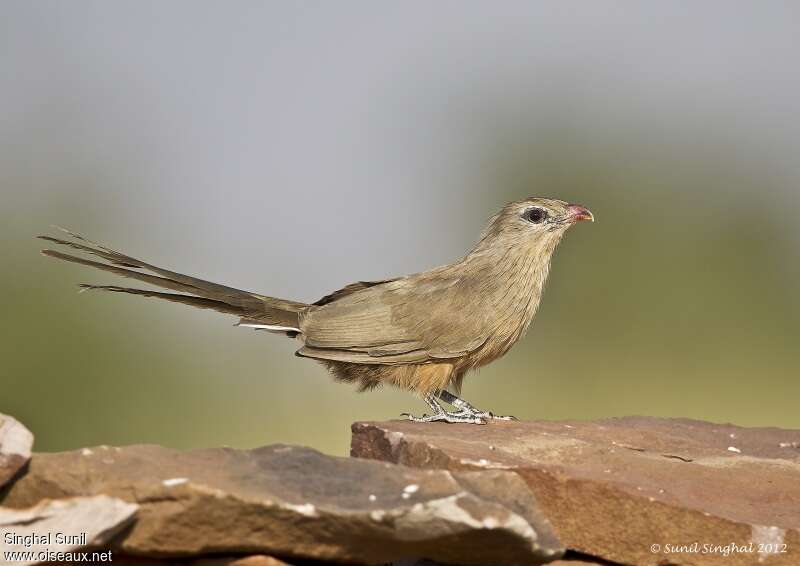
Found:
[2,1,799,455]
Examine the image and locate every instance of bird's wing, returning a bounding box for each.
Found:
[297,274,492,364]
[312,279,396,306]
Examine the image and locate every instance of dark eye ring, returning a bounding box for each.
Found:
[523,207,548,224]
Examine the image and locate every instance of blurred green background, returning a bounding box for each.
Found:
[2,2,798,455]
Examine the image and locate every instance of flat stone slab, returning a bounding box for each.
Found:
[0,413,33,488]
[0,495,138,565]
[0,444,562,565]
[351,416,800,565]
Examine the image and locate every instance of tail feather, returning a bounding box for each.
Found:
[41,249,204,296]
[40,228,308,329]
[39,227,305,309]
[78,284,247,316]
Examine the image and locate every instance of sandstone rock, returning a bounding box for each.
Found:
[351,416,800,566]
[204,557,292,566]
[111,555,293,566]
[547,561,606,566]
[1,444,562,565]
[0,413,33,488]
[0,495,137,565]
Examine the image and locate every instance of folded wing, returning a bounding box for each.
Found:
[297,275,490,365]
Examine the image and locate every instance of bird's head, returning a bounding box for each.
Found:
[476,197,594,253]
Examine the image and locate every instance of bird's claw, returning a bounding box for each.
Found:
[487,412,518,421]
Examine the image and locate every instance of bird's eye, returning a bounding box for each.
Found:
[523,207,548,224]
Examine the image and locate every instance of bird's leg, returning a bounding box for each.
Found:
[438,390,518,421]
[401,393,485,424]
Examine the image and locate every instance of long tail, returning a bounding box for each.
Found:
[39,227,307,331]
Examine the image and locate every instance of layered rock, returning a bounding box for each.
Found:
[0,495,137,565]
[1,443,562,565]
[111,555,293,566]
[0,413,33,488]
[3,412,798,566]
[351,416,800,566]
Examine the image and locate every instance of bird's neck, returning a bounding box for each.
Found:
[462,234,564,338]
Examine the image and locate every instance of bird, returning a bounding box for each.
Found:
[39,197,593,424]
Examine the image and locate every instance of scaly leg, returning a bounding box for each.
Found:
[438,390,518,421]
[401,393,485,424]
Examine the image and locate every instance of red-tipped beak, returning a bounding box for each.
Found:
[568,204,594,223]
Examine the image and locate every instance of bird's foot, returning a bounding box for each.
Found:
[435,391,517,422]
[400,411,486,425]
